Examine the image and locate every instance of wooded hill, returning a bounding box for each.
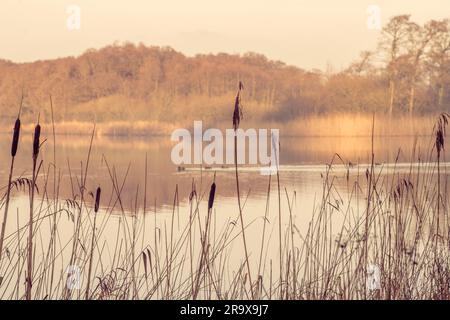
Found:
[0,15,448,127]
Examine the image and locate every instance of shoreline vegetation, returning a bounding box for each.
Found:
[0,114,441,138]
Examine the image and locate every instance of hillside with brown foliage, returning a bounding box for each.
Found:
[0,15,448,133]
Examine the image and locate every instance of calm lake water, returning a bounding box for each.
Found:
[0,132,440,241]
[0,132,438,212]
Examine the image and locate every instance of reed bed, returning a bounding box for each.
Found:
[0,91,450,300]
[0,115,439,139]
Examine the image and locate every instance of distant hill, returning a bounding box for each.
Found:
[0,44,321,125]
[0,36,448,128]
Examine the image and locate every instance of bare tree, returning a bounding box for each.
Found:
[379,15,411,115]
[406,20,447,114]
[428,19,450,107]
[346,51,374,75]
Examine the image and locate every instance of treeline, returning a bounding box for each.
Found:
[0,15,448,125]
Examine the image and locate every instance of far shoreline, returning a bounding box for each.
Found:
[0,113,440,138]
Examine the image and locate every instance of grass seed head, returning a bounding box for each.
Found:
[436,113,449,157]
[233,81,244,131]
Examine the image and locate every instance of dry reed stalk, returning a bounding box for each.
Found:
[189,179,196,296]
[131,185,139,299]
[48,95,58,295]
[26,120,41,300]
[0,93,23,262]
[167,184,179,298]
[435,113,449,242]
[271,131,283,299]
[284,188,297,299]
[192,180,216,299]
[232,82,254,299]
[140,153,149,294]
[86,186,101,299]
[257,172,271,284]
[363,114,375,299]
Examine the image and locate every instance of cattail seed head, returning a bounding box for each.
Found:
[435,113,449,158]
[33,124,41,159]
[11,118,20,157]
[436,129,444,155]
[208,182,216,211]
[94,187,101,213]
[232,82,244,131]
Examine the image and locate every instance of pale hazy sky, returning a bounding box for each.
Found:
[0,0,449,70]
